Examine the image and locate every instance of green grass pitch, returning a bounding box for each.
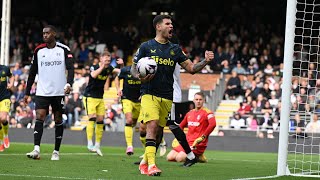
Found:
[0,143,315,180]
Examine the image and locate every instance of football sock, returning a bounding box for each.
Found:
[0,125,3,143]
[34,120,44,146]
[140,152,148,165]
[146,139,156,167]
[34,145,40,152]
[86,118,96,143]
[187,152,196,160]
[125,123,133,147]
[140,132,146,148]
[2,120,8,136]
[95,121,104,145]
[54,121,64,151]
[170,125,193,154]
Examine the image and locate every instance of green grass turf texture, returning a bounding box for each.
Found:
[0,143,316,180]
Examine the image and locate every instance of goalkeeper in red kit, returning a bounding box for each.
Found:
[167,92,216,163]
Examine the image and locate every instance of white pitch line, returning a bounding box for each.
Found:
[232,175,280,180]
[0,173,96,180]
[0,153,277,163]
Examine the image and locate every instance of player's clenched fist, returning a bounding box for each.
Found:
[204,50,214,62]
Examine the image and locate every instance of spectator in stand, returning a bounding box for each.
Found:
[221,60,230,74]
[246,114,258,130]
[105,103,117,131]
[260,83,270,100]
[250,81,261,100]
[22,42,34,66]
[293,114,307,138]
[112,44,124,59]
[230,113,246,129]
[274,63,284,77]
[264,64,273,76]
[14,84,25,102]
[259,112,272,129]
[241,75,252,91]
[68,92,83,127]
[225,71,241,100]
[232,61,246,74]
[9,95,19,118]
[239,46,250,68]
[79,43,89,65]
[247,57,259,75]
[261,101,273,114]
[256,93,266,110]
[227,47,238,69]
[19,65,30,82]
[71,42,80,61]
[12,63,22,77]
[251,100,261,113]
[258,56,267,70]
[305,114,320,133]
[269,91,279,108]
[211,46,227,71]
[273,83,282,99]
[237,99,251,115]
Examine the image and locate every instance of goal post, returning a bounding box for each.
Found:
[278,0,320,177]
[277,0,297,176]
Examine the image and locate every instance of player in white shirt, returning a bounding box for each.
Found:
[167,64,197,167]
[24,25,74,161]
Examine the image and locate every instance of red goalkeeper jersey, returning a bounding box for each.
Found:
[179,107,216,147]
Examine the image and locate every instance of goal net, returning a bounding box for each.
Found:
[278,0,320,177]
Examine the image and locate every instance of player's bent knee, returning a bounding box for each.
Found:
[166,150,177,161]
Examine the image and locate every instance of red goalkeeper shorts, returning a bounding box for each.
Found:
[173,144,207,156]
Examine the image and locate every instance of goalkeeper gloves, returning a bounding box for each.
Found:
[192,135,206,149]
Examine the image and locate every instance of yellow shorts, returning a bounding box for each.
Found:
[121,99,140,119]
[82,97,105,116]
[140,94,172,127]
[0,99,10,113]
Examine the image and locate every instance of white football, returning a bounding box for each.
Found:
[136,57,158,78]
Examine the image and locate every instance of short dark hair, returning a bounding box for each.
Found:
[194,92,205,98]
[44,25,57,33]
[100,51,111,57]
[153,15,172,29]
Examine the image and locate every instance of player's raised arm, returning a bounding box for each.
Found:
[180,50,214,74]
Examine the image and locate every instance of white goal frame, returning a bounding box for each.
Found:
[277,0,320,177]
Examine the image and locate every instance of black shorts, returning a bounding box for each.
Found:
[35,96,65,113]
[169,101,194,124]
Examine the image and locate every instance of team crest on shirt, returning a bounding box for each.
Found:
[170,50,175,56]
[1,71,5,75]
[150,49,156,53]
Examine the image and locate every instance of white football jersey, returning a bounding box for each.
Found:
[32,42,71,96]
[173,63,182,103]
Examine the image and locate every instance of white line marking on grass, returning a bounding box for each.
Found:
[0,173,90,180]
[0,153,95,156]
[0,153,277,163]
[232,175,280,180]
[211,158,276,163]
[102,170,108,172]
